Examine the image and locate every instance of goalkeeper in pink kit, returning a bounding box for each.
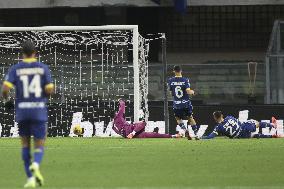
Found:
[113,100,180,139]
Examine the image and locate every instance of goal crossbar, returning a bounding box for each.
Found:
[0,25,138,32]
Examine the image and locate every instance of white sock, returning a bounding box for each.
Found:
[32,162,39,169]
[27,177,35,181]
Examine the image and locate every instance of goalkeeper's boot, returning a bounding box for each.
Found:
[30,162,44,187]
[24,177,36,188]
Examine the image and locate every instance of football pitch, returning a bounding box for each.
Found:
[0,138,284,189]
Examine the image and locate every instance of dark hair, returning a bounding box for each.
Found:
[173,65,181,72]
[213,111,223,119]
[22,40,36,57]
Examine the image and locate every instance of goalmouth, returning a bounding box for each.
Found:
[0,25,154,136]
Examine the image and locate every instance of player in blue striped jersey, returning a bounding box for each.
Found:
[200,111,282,139]
[1,41,54,188]
[168,65,199,139]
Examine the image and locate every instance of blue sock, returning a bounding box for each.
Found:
[253,134,272,138]
[259,122,273,129]
[179,123,187,131]
[191,125,200,134]
[34,146,44,165]
[22,147,32,178]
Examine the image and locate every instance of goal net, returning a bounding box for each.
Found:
[0,25,150,137]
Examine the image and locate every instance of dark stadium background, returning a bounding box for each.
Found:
[1,1,284,135]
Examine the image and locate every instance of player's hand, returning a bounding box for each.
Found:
[127,133,134,139]
[186,89,195,96]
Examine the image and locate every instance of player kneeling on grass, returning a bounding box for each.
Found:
[113,100,181,139]
[199,111,282,139]
[1,41,54,188]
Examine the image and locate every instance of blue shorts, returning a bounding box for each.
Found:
[173,106,193,120]
[18,120,47,139]
[238,121,257,138]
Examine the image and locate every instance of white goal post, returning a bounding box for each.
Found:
[0,25,147,130]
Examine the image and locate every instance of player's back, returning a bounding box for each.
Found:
[216,116,241,138]
[6,59,52,122]
[168,76,191,109]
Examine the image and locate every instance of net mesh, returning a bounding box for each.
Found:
[0,29,150,137]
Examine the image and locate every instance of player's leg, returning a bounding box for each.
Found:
[187,106,200,137]
[241,121,276,138]
[135,131,180,138]
[238,121,257,138]
[188,115,200,135]
[255,119,277,130]
[252,118,282,138]
[249,118,277,138]
[126,122,146,139]
[18,121,36,188]
[176,117,187,131]
[30,121,47,186]
[252,133,273,138]
[133,122,146,133]
[113,100,128,126]
[174,108,187,132]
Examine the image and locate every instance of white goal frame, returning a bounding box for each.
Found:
[0,25,141,122]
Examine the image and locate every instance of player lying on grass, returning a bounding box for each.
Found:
[112,100,181,139]
[168,65,200,139]
[1,41,54,188]
[199,111,282,139]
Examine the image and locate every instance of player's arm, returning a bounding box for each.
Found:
[186,88,195,95]
[44,66,54,95]
[1,82,12,99]
[112,125,121,135]
[1,67,15,99]
[200,126,219,139]
[45,83,54,95]
[201,132,217,139]
[167,78,173,92]
[185,78,194,95]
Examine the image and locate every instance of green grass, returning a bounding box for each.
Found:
[0,138,284,189]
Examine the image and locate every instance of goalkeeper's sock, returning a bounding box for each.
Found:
[34,146,44,165]
[22,147,32,178]
[191,125,200,135]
